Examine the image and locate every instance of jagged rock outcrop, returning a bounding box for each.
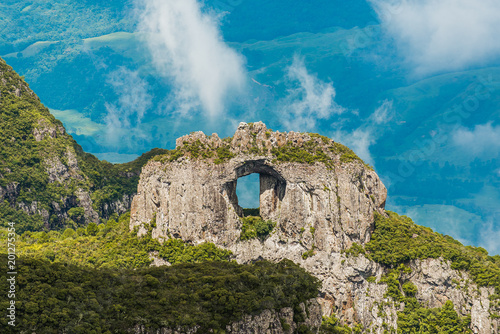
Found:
[131,122,499,334]
[131,121,386,251]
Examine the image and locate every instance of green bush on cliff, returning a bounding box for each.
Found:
[7,212,231,269]
[271,140,332,167]
[378,265,472,333]
[365,211,500,296]
[153,140,235,165]
[240,216,276,241]
[320,314,359,333]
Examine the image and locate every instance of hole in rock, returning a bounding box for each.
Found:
[236,173,260,217]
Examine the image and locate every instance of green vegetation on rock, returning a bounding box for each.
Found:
[366,211,500,296]
[152,130,371,170]
[319,314,362,333]
[379,265,472,333]
[271,141,332,166]
[153,139,235,165]
[271,133,369,169]
[240,216,276,241]
[342,211,500,329]
[6,212,231,269]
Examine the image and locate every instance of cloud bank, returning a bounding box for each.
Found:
[452,123,500,158]
[136,0,246,118]
[370,0,500,75]
[278,56,345,131]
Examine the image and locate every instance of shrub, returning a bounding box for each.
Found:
[240,216,276,241]
[61,228,75,240]
[86,222,98,236]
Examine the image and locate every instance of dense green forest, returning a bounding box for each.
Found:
[7,213,231,269]
[0,213,321,333]
[0,255,320,333]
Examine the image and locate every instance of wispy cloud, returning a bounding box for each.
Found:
[104,67,152,147]
[333,128,376,166]
[370,0,500,76]
[480,218,500,255]
[278,56,346,131]
[331,99,394,166]
[135,0,247,118]
[452,122,500,158]
[371,99,393,125]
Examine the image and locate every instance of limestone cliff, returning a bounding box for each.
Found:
[130,122,499,334]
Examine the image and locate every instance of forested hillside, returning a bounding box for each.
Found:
[0,212,321,333]
[0,57,166,233]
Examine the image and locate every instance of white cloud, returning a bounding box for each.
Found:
[278,56,346,131]
[371,99,393,124]
[136,0,247,118]
[370,0,500,75]
[104,68,152,147]
[331,100,394,166]
[452,123,500,157]
[333,129,375,166]
[479,219,500,255]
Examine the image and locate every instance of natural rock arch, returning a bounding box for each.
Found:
[225,160,287,219]
[130,121,386,251]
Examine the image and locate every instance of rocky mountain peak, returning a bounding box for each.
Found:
[130,122,499,333]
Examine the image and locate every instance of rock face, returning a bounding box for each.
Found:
[130,122,498,334]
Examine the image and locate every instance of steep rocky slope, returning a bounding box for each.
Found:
[131,122,500,334]
[0,57,166,232]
